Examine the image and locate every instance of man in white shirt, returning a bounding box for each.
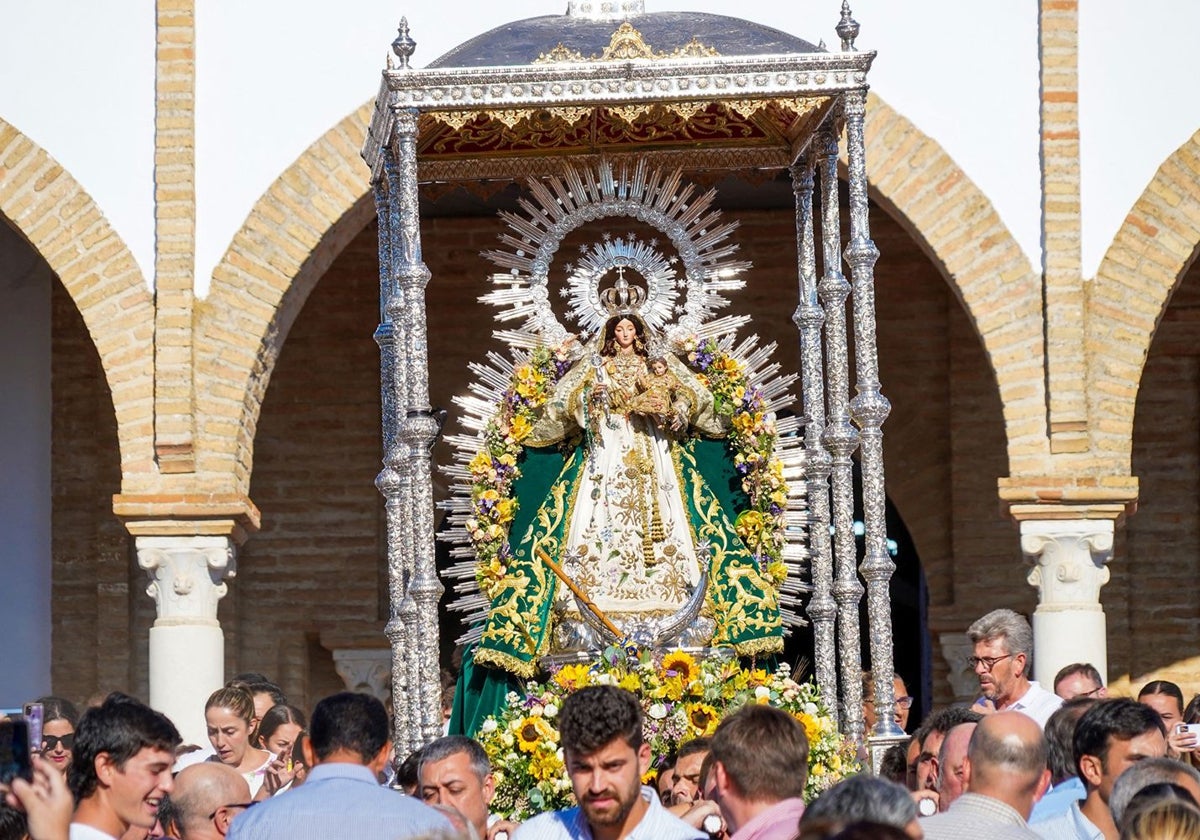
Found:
[514,686,702,840]
[967,609,1062,727]
[68,693,181,840]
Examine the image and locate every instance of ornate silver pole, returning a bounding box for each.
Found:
[389,101,446,748]
[815,115,865,746]
[791,155,838,725]
[377,151,420,758]
[844,89,903,751]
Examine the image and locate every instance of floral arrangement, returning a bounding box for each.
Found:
[678,336,789,585]
[465,333,791,600]
[477,647,858,820]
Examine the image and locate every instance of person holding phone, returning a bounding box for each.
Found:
[35,697,80,776]
[255,705,306,796]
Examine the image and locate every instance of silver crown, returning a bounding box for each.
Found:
[599,271,647,316]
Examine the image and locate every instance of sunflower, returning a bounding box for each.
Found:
[686,703,720,735]
[661,650,698,684]
[514,715,555,753]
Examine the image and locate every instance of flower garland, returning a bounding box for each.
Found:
[679,336,789,587]
[466,334,790,600]
[477,647,859,820]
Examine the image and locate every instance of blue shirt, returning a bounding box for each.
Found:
[1030,776,1086,824]
[227,762,452,840]
[514,786,704,840]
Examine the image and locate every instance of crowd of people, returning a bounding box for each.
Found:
[4,608,1200,840]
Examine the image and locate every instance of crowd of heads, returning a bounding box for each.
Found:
[8,607,1200,840]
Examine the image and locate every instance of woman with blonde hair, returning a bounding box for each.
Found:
[204,682,274,797]
[1121,799,1200,840]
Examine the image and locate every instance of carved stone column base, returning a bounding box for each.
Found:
[1021,519,1114,686]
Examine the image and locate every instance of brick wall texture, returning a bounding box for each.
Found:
[48,187,1189,717]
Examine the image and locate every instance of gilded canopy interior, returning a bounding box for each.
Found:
[364,4,874,182]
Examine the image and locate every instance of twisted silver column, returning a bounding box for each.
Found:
[376,151,420,758]
[791,155,838,725]
[844,89,902,749]
[815,117,865,746]
[390,107,446,748]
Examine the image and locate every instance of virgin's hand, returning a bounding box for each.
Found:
[5,755,72,840]
[669,411,686,432]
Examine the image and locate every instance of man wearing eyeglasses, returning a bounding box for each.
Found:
[1053,664,1108,702]
[967,609,1062,728]
[863,672,914,734]
[169,763,252,839]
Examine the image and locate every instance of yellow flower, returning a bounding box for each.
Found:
[662,675,686,702]
[496,498,516,523]
[478,488,500,503]
[735,510,765,547]
[553,664,591,691]
[686,703,720,735]
[641,768,658,785]
[515,715,555,753]
[469,451,493,476]
[796,712,821,745]
[661,650,698,684]
[767,561,789,586]
[618,672,642,693]
[509,414,533,442]
[530,748,564,781]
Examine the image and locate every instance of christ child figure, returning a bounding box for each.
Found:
[628,355,685,430]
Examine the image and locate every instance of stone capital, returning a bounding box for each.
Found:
[136,536,236,626]
[332,649,393,706]
[1021,519,1113,607]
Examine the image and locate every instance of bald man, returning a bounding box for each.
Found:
[921,712,1051,840]
[171,763,253,839]
[936,721,977,813]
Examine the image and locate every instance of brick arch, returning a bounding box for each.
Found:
[1089,130,1200,471]
[200,94,1046,491]
[0,117,156,483]
[860,93,1047,475]
[195,103,375,491]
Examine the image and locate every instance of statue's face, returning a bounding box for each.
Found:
[613,319,637,349]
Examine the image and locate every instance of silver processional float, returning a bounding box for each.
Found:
[360,0,905,776]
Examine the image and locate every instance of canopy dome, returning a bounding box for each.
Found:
[428,11,822,68]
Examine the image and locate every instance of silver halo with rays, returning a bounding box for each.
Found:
[479,159,752,346]
[437,163,813,650]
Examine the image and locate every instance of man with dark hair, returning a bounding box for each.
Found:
[68,692,181,840]
[1033,698,1167,840]
[967,609,1062,726]
[514,686,702,840]
[669,738,710,807]
[419,735,495,840]
[227,692,449,840]
[921,712,1050,840]
[704,704,809,840]
[1053,664,1107,702]
[1029,697,1097,824]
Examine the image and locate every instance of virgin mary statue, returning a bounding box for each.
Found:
[469,279,784,680]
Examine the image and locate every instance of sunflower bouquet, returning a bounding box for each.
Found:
[475,647,858,820]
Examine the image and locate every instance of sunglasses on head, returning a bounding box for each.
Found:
[43,733,75,751]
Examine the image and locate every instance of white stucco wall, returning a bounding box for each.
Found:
[0,1,1197,290]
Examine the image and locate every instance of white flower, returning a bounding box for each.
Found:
[595,673,616,686]
[755,685,771,701]
[804,702,819,716]
[481,718,498,734]
[544,703,559,719]
[531,705,544,718]
[649,703,668,720]
[500,732,515,748]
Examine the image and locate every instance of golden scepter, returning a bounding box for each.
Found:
[534,546,623,641]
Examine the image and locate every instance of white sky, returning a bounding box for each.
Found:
[1,1,1197,296]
